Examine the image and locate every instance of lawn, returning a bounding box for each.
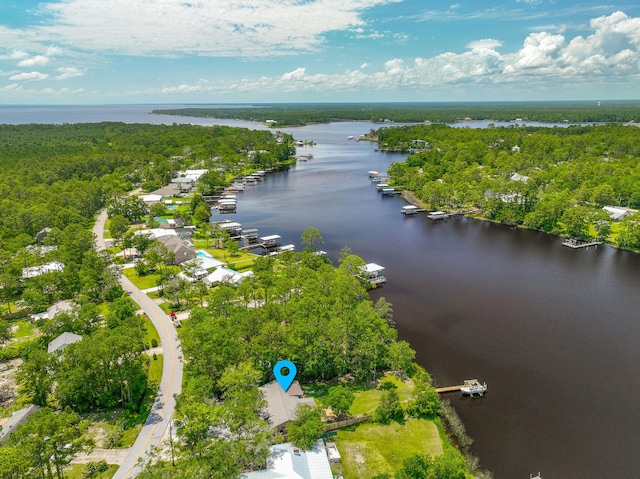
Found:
[335,419,443,479]
[143,316,161,350]
[147,354,164,386]
[349,375,414,416]
[121,267,161,291]
[65,463,119,479]
[8,318,40,341]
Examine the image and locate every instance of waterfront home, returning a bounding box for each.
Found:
[603,206,637,221]
[155,235,196,265]
[259,380,316,432]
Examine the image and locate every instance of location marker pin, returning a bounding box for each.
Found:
[273,360,297,392]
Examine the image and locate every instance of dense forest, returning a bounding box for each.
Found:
[154,101,640,126]
[375,123,640,248]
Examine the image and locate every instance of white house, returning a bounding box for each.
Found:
[203,268,252,286]
[241,441,333,479]
[21,261,64,279]
[603,206,636,221]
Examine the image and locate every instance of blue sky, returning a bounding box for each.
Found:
[0,0,639,104]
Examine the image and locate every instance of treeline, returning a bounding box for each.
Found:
[377,123,640,248]
[153,101,640,126]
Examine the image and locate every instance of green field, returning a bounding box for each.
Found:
[335,419,443,478]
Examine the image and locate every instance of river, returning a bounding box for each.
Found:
[2,106,639,478]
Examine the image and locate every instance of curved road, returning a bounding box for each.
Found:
[94,210,183,478]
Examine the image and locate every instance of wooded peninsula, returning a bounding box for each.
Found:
[153,101,640,126]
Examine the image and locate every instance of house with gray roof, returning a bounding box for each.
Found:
[260,380,316,433]
[48,332,82,354]
[0,405,41,442]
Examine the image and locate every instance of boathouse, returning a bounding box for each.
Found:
[428,211,447,220]
[261,235,282,248]
[402,205,419,215]
[361,263,387,285]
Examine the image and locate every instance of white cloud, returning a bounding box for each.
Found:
[18,55,50,67]
[56,66,85,80]
[153,11,640,97]
[9,71,49,81]
[30,0,402,57]
[0,49,29,61]
[467,39,503,50]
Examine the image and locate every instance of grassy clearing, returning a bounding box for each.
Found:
[65,463,119,479]
[350,375,414,416]
[121,268,160,291]
[9,318,39,341]
[335,419,443,479]
[147,354,164,386]
[143,316,161,349]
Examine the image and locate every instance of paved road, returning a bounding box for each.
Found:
[93,209,183,478]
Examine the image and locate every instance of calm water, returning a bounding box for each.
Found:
[3,106,639,478]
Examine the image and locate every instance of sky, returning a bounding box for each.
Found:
[0,0,639,104]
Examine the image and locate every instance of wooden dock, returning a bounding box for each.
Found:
[436,379,487,395]
[435,385,465,393]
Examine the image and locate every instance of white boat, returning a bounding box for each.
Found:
[460,379,487,396]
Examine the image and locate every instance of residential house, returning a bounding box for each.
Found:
[21,261,64,279]
[203,267,252,287]
[241,441,333,479]
[603,206,637,221]
[259,380,316,433]
[0,405,41,442]
[156,235,196,265]
[47,332,82,354]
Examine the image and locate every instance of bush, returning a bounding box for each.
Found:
[374,389,404,424]
[151,338,158,348]
[83,460,108,478]
[103,424,124,449]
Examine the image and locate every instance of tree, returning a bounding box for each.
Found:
[374,388,404,424]
[561,206,592,240]
[9,408,93,479]
[387,340,416,377]
[301,227,324,252]
[193,203,211,224]
[406,383,440,420]
[287,404,325,450]
[16,348,54,406]
[109,215,131,246]
[150,202,167,218]
[0,445,32,479]
[324,385,354,417]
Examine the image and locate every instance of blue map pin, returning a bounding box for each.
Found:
[273,360,297,392]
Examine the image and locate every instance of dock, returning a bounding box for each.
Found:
[562,239,603,249]
[436,379,487,396]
